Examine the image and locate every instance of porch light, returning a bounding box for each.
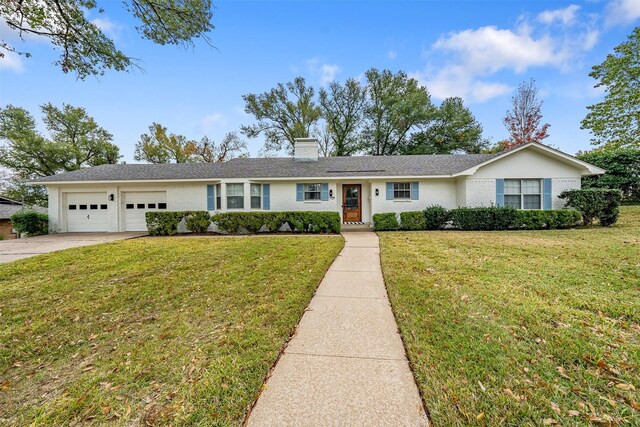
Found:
[375,188,379,196]
[329,189,333,198]
[109,194,115,201]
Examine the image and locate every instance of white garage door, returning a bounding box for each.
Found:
[123,192,167,231]
[66,193,109,232]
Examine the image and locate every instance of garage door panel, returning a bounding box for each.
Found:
[123,192,167,231]
[66,193,108,232]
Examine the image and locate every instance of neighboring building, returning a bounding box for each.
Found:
[0,197,47,239]
[30,139,605,233]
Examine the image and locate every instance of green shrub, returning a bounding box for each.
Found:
[184,211,211,233]
[373,213,399,231]
[559,188,623,226]
[211,211,340,234]
[514,210,582,229]
[145,211,185,236]
[0,233,5,240]
[450,206,518,230]
[9,210,48,236]
[400,211,426,230]
[423,205,450,230]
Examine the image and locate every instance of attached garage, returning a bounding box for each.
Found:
[122,191,167,231]
[65,192,109,232]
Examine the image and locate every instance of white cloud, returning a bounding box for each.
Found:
[538,5,581,26]
[201,113,225,131]
[0,50,24,72]
[605,0,640,26]
[387,50,397,60]
[319,64,340,84]
[303,57,341,85]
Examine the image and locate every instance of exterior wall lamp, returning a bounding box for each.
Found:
[329,189,333,198]
[109,194,115,201]
[375,188,379,196]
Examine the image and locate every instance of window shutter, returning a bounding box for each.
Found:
[410,182,419,200]
[321,183,329,201]
[262,184,270,210]
[496,179,504,207]
[386,182,393,200]
[296,183,303,201]
[543,178,552,210]
[207,185,215,210]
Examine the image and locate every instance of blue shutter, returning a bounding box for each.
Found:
[543,178,552,210]
[263,184,270,210]
[410,182,419,200]
[321,183,329,201]
[386,182,393,200]
[207,185,215,211]
[496,179,504,207]
[296,183,303,201]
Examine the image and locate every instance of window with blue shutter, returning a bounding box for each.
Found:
[321,183,329,201]
[410,182,419,200]
[207,185,215,210]
[296,184,304,201]
[543,178,552,210]
[386,182,393,200]
[496,179,505,207]
[263,184,270,210]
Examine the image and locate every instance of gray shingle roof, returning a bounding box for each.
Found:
[0,204,47,219]
[30,153,501,183]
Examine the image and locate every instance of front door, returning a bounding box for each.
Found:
[342,184,361,222]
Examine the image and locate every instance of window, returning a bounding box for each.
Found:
[137,203,145,209]
[251,184,262,209]
[158,203,167,209]
[79,205,87,210]
[90,204,98,210]
[393,182,411,199]
[504,179,541,210]
[215,184,221,210]
[100,205,108,210]
[148,203,156,209]
[69,205,77,210]
[227,183,244,209]
[304,184,322,200]
[126,204,134,209]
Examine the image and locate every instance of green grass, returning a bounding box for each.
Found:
[379,206,640,426]
[0,235,343,426]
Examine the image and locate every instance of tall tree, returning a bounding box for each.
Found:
[318,79,367,156]
[134,123,196,163]
[577,147,640,202]
[402,97,486,155]
[191,132,247,162]
[581,27,640,150]
[241,77,322,153]
[0,104,120,177]
[362,68,434,156]
[0,0,215,79]
[502,78,550,148]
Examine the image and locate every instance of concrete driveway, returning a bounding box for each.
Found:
[0,233,146,264]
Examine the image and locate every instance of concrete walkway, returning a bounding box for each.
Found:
[0,232,145,264]
[247,232,429,426]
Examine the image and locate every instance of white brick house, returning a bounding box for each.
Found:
[31,139,605,233]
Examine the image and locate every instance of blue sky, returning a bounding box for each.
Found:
[1,0,639,161]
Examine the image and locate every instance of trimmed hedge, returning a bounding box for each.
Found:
[424,205,450,230]
[373,213,399,231]
[400,211,426,230]
[146,211,341,235]
[9,210,48,236]
[450,206,519,231]
[559,188,622,226]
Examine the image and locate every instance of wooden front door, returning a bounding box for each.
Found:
[342,184,362,222]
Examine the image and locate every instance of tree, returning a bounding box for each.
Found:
[191,132,247,162]
[0,175,48,207]
[402,97,486,154]
[134,123,196,163]
[362,68,434,156]
[318,79,367,156]
[241,77,322,154]
[577,147,640,202]
[581,27,640,150]
[0,0,215,79]
[0,104,120,177]
[502,78,550,148]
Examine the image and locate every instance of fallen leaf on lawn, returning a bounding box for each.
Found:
[551,402,561,414]
[543,418,558,425]
[478,381,486,392]
[568,410,580,416]
[504,388,523,401]
[101,405,111,415]
[1,380,10,391]
[461,294,471,303]
[476,413,485,421]
[631,401,640,410]
[556,366,571,379]
[81,366,95,372]
[221,383,229,390]
[615,383,635,391]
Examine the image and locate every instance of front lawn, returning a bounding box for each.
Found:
[380,206,639,425]
[0,235,343,426]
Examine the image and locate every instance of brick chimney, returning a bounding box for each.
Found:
[294,138,319,161]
